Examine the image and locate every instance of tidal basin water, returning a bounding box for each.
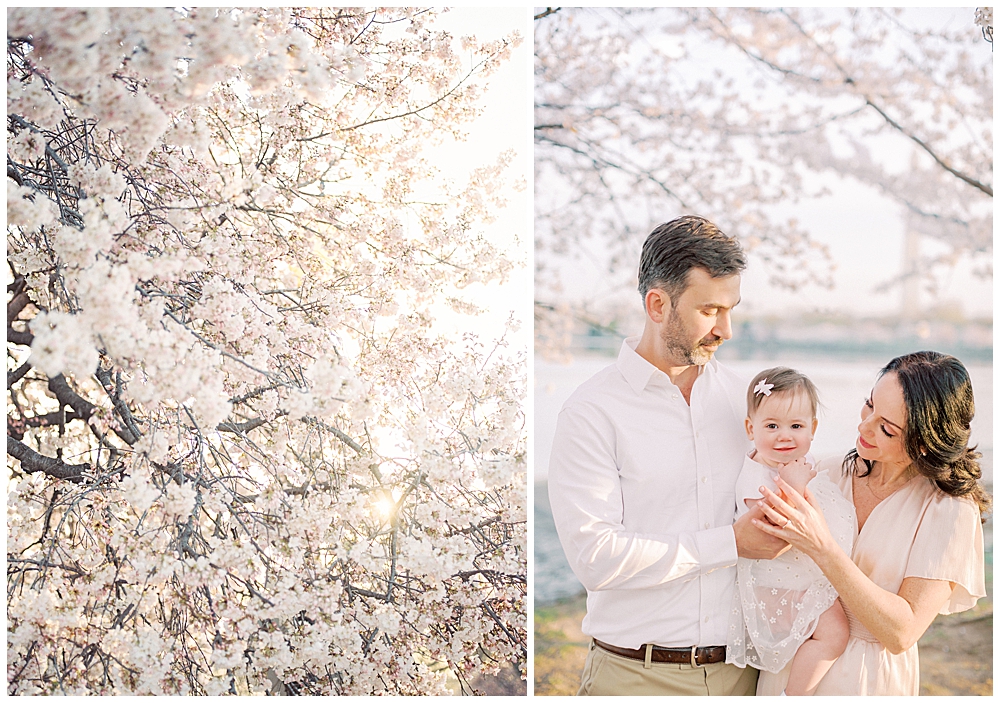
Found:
[534,353,993,605]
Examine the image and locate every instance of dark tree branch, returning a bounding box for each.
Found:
[534,8,561,21]
[482,600,524,652]
[7,327,33,346]
[776,8,993,198]
[302,416,365,454]
[94,367,141,445]
[7,360,31,389]
[8,557,87,577]
[47,374,97,421]
[7,435,87,483]
[860,97,993,197]
[23,409,84,427]
[8,163,24,186]
[8,273,27,296]
[8,290,31,320]
[45,373,136,445]
[217,417,270,434]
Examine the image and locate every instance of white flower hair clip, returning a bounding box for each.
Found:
[754,378,774,397]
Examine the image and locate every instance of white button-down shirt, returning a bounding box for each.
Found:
[548,337,750,648]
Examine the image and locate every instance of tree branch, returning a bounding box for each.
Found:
[7,435,87,482]
[23,409,84,427]
[8,289,31,320]
[301,416,364,454]
[860,97,993,197]
[7,360,31,389]
[340,43,511,132]
[8,557,87,577]
[7,327,33,346]
[217,416,271,434]
[94,367,141,445]
[775,8,993,198]
[47,374,97,421]
[46,373,137,446]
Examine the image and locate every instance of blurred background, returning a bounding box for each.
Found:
[532,7,992,695]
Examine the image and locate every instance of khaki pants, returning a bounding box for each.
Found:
[577,640,759,696]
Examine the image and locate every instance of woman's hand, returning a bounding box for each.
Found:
[752,476,837,563]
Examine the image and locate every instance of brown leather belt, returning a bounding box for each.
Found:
[594,639,727,666]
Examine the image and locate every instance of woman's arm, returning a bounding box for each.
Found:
[754,479,955,654]
[797,540,954,654]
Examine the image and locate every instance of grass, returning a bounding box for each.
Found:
[534,592,992,696]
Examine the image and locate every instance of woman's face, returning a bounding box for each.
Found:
[856,372,912,468]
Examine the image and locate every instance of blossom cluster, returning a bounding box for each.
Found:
[7,7,525,695]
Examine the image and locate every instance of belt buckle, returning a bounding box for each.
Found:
[689,646,699,667]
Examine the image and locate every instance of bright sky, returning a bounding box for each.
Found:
[413,8,531,351]
[741,176,993,319]
[389,8,990,326]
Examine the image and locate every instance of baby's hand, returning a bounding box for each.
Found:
[777,457,815,496]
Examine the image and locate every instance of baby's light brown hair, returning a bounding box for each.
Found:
[747,367,820,418]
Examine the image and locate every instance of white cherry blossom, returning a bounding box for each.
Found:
[8,7,525,695]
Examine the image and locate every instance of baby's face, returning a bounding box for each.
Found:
[746,391,817,466]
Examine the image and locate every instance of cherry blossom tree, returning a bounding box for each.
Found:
[535,7,992,352]
[7,7,525,695]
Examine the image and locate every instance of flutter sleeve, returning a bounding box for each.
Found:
[904,491,986,615]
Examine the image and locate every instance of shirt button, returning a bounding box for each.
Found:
[704,616,710,623]
[701,476,707,483]
[704,522,710,528]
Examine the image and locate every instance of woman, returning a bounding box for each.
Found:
[752,351,988,695]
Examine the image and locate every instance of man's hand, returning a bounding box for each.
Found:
[734,501,789,559]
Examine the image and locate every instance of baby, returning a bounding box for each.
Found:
[726,367,855,696]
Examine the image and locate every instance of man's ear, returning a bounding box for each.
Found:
[745,416,754,441]
[645,288,670,322]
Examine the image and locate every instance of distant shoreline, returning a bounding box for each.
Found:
[555,340,994,364]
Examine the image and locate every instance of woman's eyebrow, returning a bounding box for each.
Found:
[870,393,904,430]
[879,414,904,431]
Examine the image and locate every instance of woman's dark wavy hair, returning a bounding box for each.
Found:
[844,351,991,521]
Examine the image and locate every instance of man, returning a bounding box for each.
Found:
[548,215,786,696]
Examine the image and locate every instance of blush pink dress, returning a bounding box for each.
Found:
[756,456,986,696]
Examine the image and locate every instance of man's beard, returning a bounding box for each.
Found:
[661,309,722,366]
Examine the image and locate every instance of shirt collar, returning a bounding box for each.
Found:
[616,336,712,394]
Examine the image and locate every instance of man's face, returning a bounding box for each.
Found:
[658,268,741,366]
